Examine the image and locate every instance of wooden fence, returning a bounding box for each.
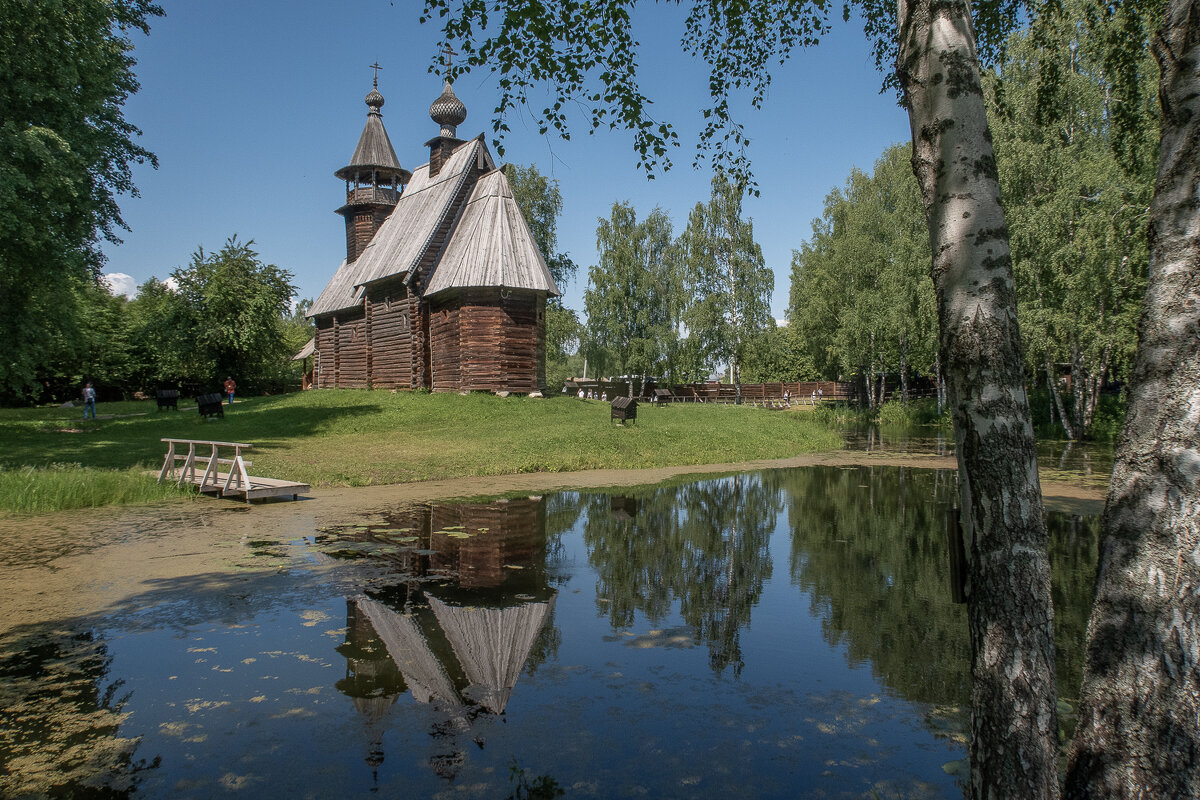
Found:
[563,376,937,405]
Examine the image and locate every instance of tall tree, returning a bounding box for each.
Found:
[0,0,160,401]
[1064,0,1200,794]
[584,203,677,386]
[167,237,296,393]
[788,145,935,401]
[678,175,774,401]
[893,2,1060,790]
[990,7,1155,441]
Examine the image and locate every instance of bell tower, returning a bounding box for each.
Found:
[335,68,411,263]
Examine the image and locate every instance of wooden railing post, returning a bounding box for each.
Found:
[157,441,176,483]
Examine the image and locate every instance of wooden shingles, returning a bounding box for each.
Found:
[424,170,559,299]
[351,140,486,290]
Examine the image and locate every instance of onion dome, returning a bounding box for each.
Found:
[335,85,411,185]
[365,86,385,111]
[429,81,467,138]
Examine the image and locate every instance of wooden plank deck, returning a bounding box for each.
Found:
[158,438,309,503]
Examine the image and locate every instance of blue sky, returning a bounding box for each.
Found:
[101,0,911,319]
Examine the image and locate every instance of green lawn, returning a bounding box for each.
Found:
[0,391,842,512]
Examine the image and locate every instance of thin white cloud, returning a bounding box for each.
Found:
[103,272,138,299]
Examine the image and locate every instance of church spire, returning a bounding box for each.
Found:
[335,73,410,187]
[335,70,411,263]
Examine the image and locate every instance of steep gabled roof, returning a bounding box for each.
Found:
[352,138,493,289]
[423,169,561,299]
[354,596,461,708]
[309,258,366,317]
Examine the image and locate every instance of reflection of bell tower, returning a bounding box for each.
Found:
[336,597,407,787]
[335,66,412,263]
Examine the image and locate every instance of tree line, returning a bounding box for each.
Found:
[3,235,308,403]
[571,176,774,398]
[788,9,1157,440]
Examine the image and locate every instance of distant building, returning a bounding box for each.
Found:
[308,77,559,394]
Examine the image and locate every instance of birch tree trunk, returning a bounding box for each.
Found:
[1048,357,1077,441]
[1065,1,1200,794]
[896,0,1060,796]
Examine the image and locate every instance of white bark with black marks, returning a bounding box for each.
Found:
[1066,0,1200,795]
[897,0,1060,796]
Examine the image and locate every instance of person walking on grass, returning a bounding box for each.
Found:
[82,382,97,420]
[224,376,236,406]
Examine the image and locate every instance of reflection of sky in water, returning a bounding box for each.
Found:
[1,467,1101,798]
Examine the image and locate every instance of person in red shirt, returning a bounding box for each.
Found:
[224,376,236,406]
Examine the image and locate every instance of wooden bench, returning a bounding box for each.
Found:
[156,388,179,411]
[196,393,224,418]
[158,438,309,503]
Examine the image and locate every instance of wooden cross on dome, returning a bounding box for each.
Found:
[440,45,457,79]
[369,61,383,88]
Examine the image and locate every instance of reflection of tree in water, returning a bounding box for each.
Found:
[1046,510,1100,732]
[783,465,971,706]
[583,475,779,676]
[328,497,558,785]
[783,465,1099,712]
[0,627,159,797]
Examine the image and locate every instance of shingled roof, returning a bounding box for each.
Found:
[423,168,560,299]
[309,257,365,316]
[349,138,490,290]
[311,133,560,319]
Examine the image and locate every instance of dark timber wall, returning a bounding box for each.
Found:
[334,308,368,388]
[451,289,544,394]
[312,290,547,394]
[314,318,334,389]
[429,295,462,392]
[365,279,416,389]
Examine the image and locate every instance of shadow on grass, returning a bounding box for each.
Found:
[0,397,385,470]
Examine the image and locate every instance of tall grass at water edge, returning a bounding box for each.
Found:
[810,398,951,428]
[0,464,193,514]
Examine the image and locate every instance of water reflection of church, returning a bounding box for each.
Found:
[332,497,557,783]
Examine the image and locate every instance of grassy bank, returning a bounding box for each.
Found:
[0,464,195,514]
[0,391,842,512]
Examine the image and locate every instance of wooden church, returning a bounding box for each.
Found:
[307,77,559,394]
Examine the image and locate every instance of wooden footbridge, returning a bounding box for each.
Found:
[157,438,309,502]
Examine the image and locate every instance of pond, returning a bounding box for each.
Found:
[0,453,1104,798]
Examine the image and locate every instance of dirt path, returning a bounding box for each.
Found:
[0,453,1104,636]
